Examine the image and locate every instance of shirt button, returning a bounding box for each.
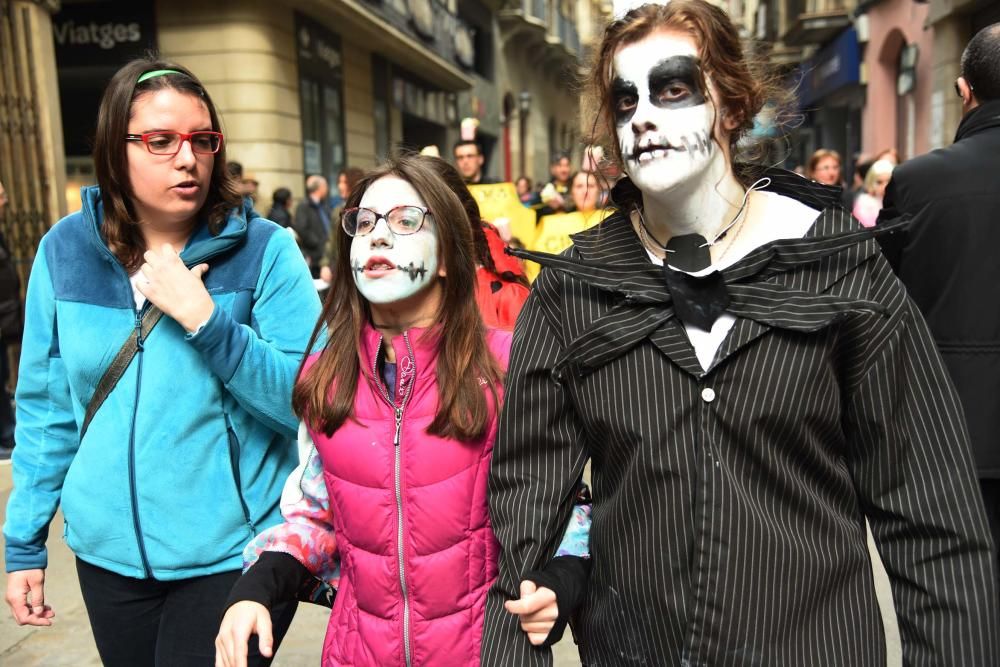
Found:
[701,387,716,403]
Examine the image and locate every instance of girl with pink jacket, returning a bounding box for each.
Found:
[215,155,589,667]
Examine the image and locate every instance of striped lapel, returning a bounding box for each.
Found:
[516,170,904,381]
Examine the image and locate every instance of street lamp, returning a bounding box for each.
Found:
[518,91,531,178]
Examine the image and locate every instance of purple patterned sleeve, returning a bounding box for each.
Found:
[242,422,340,603]
[555,503,591,558]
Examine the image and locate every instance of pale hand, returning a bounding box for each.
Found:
[215,601,273,667]
[5,569,55,626]
[503,579,559,646]
[320,266,333,284]
[136,244,215,332]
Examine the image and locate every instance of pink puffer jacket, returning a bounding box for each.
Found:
[311,323,511,666]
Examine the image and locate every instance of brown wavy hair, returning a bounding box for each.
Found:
[586,0,782,187]
[93,58,242,272]
[422,156,530,288]
[293,154,503,441]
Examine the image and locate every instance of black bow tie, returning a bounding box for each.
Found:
[508,216,910,381]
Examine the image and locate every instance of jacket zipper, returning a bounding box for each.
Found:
[91,219,235,580]
[128,306,153,578]
[372,334,415,667]
[225,414,256,535]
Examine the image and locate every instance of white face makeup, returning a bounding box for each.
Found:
[613,30,721,195]
[350,176,440,305]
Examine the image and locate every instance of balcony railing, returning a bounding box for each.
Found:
[500,0,584,64]
[781,0,852,46]
[499,0,548,36]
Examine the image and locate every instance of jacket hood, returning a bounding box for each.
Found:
[79,185,251,267]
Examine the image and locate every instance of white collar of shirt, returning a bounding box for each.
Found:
[642,191,821,371]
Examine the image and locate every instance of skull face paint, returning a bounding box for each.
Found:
[613,31,720,194]
[350,175,441,305]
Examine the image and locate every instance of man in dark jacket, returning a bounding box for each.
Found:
[0,179,20,461]
[878,22,1000,568]
[453,140,497,185]
[293,174,331,278]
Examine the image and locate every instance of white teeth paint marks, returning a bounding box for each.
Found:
[626,130,713,163]
[351,260,428,282]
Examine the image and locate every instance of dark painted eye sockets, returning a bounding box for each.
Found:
[612,55,706,126]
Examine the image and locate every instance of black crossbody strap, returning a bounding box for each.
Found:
[79,305,164,441]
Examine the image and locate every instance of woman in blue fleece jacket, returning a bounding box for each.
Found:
[2,59,321,665]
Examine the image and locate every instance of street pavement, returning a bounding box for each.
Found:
[0,464,900,666]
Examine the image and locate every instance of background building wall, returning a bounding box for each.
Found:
[157,0,304,207]
[860,0,934,159]
[925,0,1000,148]
[0,0,67,283]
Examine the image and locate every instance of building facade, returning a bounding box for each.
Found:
[54,0,479,211]
[2,0,607,281]
[1,0,67,286]
[855,0,934,161]
[923,0,1000,148]
[754,0,1000,172]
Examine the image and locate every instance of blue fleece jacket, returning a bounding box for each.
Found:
[3,186,322,579]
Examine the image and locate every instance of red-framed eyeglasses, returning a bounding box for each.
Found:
[125,131,224,156]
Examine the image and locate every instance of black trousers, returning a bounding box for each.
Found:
[76,558,297,667]
[0,340,14,445]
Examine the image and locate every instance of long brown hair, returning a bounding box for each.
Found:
[423,156,529,287]
[293,154,503,441]
[93,57,242,272]
[586,0,781,187]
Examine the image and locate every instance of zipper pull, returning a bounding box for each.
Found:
[135,311,145,350]
[393,408,403,447]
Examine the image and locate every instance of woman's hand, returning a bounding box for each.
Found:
[503,579,558,646]
[136,244,214,332]
[215,600,273,667]
[5,569,55,626]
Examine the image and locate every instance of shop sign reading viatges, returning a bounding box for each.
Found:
[52,0,156,65]
[54,21,141,50]
[298,22,342,74]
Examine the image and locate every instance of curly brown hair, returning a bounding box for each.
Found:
[586,0,783,187]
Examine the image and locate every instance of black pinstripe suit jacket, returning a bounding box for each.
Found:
[482,171,999,666]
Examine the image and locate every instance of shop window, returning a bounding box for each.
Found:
[457,0,495,80]
[53,0,157,159]
[296,14,345,184]
[392,67,455,155]
[373,55,391,161]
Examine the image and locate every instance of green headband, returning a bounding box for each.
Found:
[137,69,183,84]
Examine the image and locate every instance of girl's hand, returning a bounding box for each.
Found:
[215,601,273,667]
[136,244,214,332]
[503,579,559,646]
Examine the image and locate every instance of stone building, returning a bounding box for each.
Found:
[0,0,609,282]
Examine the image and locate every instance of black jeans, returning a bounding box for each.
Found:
[76,558,297,667]
[0,340,14,445]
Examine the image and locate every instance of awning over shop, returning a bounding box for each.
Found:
[303,0,474,92]
[790,27,861,108]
